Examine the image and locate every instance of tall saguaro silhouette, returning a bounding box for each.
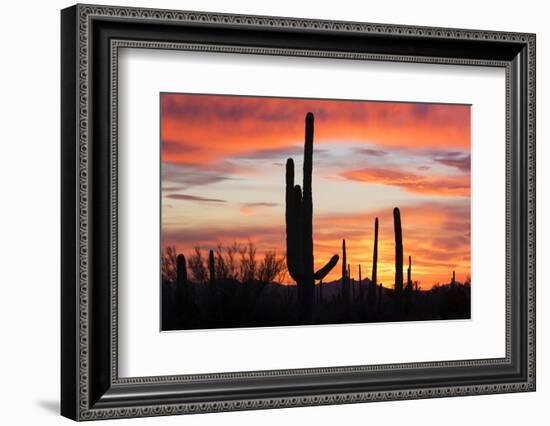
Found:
[369,217,379,306]
[393,207,404,294]
[285,112,339,323]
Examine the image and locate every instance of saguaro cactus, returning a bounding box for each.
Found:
[372,218,379,287]
[349,265,353,302]
[407,255,412,290]
[285,112,339,323]
[377,283,383,312]
[342,240,347,284]
[452,270,456,285]
[369,218,379,306]
[393,207,403,294]
[405,255,413,315]
[358,264,363,303]
[177,254,187,285]
[341,239,349,304]
[176,254,188,311]
[208,249,215,291]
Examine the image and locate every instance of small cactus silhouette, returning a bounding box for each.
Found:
[368,217,379,306]
[407,255,412,291]
[341,239,349,304]
[208,249,215,291]
[358,264,363,303]
[175,254,188,312]
[405,255,413,314]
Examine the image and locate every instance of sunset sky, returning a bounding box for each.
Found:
[161,93,471,289]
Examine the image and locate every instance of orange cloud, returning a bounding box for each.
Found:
[239,202,279,216]
[341,168,470,196]
[161,94,470,166]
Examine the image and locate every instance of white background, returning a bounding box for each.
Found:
[119,49,505,377]
[0,0,547,425]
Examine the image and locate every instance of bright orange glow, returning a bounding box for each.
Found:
[161,94,471,289]
[341,168,470,197]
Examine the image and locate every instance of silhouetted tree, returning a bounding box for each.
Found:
[161,246,178,282]
[214,244,229,280]
[225,242,239,280]
[258,250,285,284]
[188,246,207,283]
[239,241,257,283]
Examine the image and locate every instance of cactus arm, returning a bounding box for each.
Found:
[285,158,297,277]
[313,254,339,280]
[285,159,304,280]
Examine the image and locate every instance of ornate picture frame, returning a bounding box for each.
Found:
[61,4,535,421]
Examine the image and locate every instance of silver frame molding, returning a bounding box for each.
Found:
[61,3,536,421]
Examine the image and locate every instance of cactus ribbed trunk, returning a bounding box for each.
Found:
[285,113,339,324]
[393,208,403,294]
[452,270,456,285]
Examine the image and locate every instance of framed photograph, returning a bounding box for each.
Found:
[61,4,536,421]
